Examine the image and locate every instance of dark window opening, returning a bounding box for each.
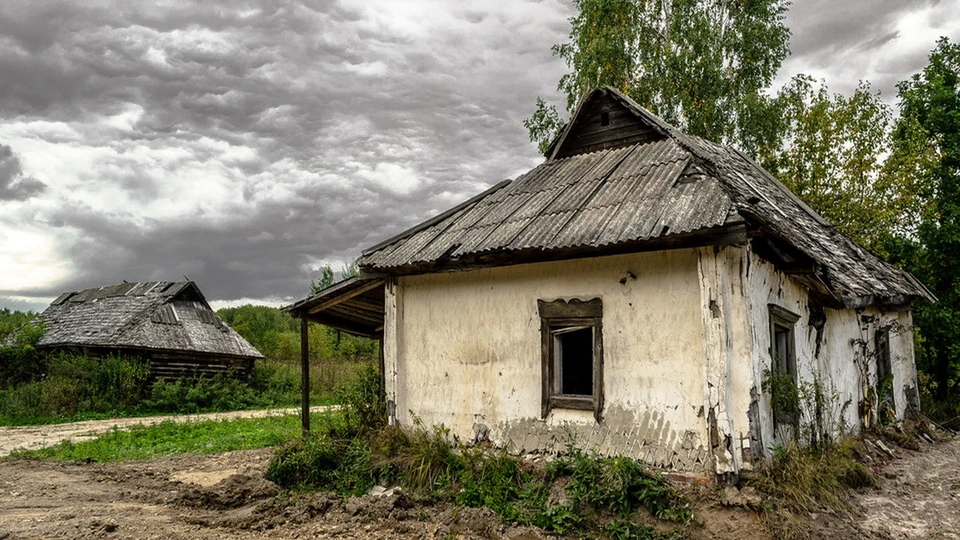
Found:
[600,111,610,126]
[876,327,895,417]
[876,328,891,382]
[768,305,800,430]
[555,326,593,395]
[773,324,794,376]
[538,298,603,421]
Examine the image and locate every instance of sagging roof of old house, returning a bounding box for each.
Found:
[356,87,932,310]
[26,281,263,359]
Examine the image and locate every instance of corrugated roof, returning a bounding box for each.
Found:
[361,138,732,267]
[25,281,263,359]
[357,87,932,309]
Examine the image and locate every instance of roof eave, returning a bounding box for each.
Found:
[365,223,749,277]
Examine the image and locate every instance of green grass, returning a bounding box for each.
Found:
[0,358,347,427]
[10,412,335,462]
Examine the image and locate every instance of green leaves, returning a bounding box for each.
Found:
[890,37,960,402]
[526,0,790,152]
[763,76,916,254]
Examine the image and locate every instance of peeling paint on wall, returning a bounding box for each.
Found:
[380,243,921,478]
[495,405,708,472]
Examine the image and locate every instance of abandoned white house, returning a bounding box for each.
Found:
[15,281,263,380]
[287,87,933,477]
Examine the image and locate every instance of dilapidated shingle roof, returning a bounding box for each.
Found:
[357,87,932,309]
[28,281,262,359]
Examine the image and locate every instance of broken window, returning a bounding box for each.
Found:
[768,304,800,429]
[538,298,603,421]
[876,327,895,419]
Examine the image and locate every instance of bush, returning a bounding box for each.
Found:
[0,352,150,422]
[267,367,691,539]
[749,438,876,518]
[334,363,385,435]
[0,322,46,388]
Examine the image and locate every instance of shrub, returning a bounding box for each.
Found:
[267,376,692,540]
[333,362,385,435]
[748,438,876,517]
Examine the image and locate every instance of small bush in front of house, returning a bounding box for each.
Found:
[748,438,876,539]
[267,366,691,540]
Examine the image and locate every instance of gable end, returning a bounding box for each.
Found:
[550,89,665,160]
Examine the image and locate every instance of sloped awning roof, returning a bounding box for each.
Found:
[355,87,933,310]
[284,276,385,338]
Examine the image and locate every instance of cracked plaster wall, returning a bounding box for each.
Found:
[382,249,712,473]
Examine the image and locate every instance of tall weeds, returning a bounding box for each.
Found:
[267,369,691,540]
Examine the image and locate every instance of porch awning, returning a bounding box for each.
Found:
[283,276,385,338]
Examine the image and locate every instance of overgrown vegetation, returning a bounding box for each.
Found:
[10,412,329,462]
[267,365,691,539]
[750,440,875,514]
[0,300,376,426]
[0,308,35,343]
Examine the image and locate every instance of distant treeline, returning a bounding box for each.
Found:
[216,304,377,363]
[0,309,36,343]
[0,303,375,364]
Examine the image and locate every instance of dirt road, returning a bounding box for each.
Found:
[0,406,334,456]
[0,448,547,539]
[856,435,960,539]
[0,426,956,539]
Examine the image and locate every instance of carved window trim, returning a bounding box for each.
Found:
[538,298,603,422]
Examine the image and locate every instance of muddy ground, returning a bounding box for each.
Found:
[0,435,956,539]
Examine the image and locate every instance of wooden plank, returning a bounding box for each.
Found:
[307,280,385,314]
[541,319,550,419]
[557,132,661,159]
[538,298,603,319]
[301,318,310,435]
[329,302,384,321]
[549,395,594,410]
[593,319,604,423]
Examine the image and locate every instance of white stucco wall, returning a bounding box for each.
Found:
[383,249,713,472]
[381,244,921,476]
[735,250,919,456]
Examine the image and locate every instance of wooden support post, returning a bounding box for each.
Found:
[377,335,386,411]
[301,317,310,436]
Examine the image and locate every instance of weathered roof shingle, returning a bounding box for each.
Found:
[28,281,262,359]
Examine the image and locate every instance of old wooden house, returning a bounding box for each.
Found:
[25,281,262,379]
[287,87,932,477]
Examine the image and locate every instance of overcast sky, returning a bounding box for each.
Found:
[1,0,957,312]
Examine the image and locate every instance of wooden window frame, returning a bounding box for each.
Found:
[875,327,895,410]
[768,304,800,428]
[538,298,603,422]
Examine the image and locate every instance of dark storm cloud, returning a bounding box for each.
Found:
[780,0,952,98]
[0,0,573,305]
[0,144,45,201]
[786,0,932,59]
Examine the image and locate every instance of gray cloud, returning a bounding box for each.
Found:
[0,0,571,305]
[0,144,45,201]
[2,0,947,310]
[779,0,953,98]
